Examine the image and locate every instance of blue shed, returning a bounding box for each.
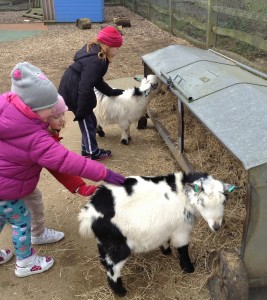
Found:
[42,0,104,23]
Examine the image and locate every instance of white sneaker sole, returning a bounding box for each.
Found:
[15,258,54,277]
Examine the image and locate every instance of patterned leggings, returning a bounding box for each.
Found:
[0,199,32,260]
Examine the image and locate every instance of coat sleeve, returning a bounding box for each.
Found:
[48,169,86,193]
[75,58,106,119]
[30,131,107,182]
[95,78,114,96]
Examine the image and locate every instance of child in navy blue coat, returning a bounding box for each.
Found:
[59,26,124,160]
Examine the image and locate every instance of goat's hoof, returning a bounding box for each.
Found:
[108,277,127,297]
[121,139,129,145]
[181,262,195,273]
[115,288,127,297]
[96,125,105,137]
[160,246,172,256]
[97,130,105,137]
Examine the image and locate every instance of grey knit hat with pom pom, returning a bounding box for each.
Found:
[11,62,58,111]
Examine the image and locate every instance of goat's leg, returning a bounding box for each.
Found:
[98,240,130,297]
[107,259,128,297]
[137,114,148,129]
[96,125,105,137]
[160,240,172,255]
[97,242,108,268]
[177,245,194,273]
[171,232,194,273]
[126,127,131,141]
[120,123,131,145]
[108,242,131,297]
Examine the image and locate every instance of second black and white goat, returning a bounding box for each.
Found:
[94,74,161,144]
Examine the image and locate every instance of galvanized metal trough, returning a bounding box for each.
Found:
[142,45,267,299]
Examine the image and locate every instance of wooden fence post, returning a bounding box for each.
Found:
[169,0,173,34]
[147,0,151,20]
[206,0,218,48]
[134,0,137,13]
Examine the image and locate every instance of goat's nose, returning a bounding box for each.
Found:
[213,223,220,231]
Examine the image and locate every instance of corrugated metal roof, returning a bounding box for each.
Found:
[142,45,267,170]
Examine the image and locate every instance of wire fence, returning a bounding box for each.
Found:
[105,0,267,71]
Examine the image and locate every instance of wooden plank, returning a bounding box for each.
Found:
[182,0,208,9]
[172,13,207,31]
[213,26,267,52]
[172,27,206,48]
[150,3,168,15]
[213,5,267,22]
[151,18,169,31]
[23,8,43,19]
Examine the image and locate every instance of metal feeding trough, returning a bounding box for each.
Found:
[142,45,267,299]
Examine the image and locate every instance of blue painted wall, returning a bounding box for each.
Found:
[54,0,104,22]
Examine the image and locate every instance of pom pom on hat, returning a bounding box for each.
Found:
[97,26,123,48]
[11,62,58,111]
[50,94,68,116]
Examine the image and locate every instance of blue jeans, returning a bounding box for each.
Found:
[0,199,32,259]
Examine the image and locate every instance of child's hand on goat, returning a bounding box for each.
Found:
[77,184,97,196]
[112,89,124,96]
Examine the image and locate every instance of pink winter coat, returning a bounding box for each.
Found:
[0,92,107,200]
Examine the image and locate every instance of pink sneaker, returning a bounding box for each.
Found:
[15,249,54,277]
[0,249,14,265]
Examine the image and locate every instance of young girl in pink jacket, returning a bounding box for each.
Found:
[0,62,125,277]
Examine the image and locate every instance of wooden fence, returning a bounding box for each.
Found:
[107,0,267,60]
[206,0,267,51]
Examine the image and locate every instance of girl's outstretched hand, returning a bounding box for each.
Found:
[104,169,125,185]
[112,89,124,96]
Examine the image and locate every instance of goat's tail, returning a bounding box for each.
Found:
[78,204,96,239]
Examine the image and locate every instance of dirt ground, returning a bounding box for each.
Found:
[0,4,247,300]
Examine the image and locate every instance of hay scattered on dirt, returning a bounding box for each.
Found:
[0,5,247,300]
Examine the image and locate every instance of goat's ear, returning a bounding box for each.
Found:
[134,76,142,82]
[193,184,201,193]
[187,182,203,193]
[223,184,237,193]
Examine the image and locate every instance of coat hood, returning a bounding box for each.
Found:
[0,92,48,140]
[73,44,100,62]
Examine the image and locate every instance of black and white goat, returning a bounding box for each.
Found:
[94,75,161,145]
[78,172,235,297]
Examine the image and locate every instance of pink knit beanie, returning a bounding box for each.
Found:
[97,26,123,48]
[50,94,68,116]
